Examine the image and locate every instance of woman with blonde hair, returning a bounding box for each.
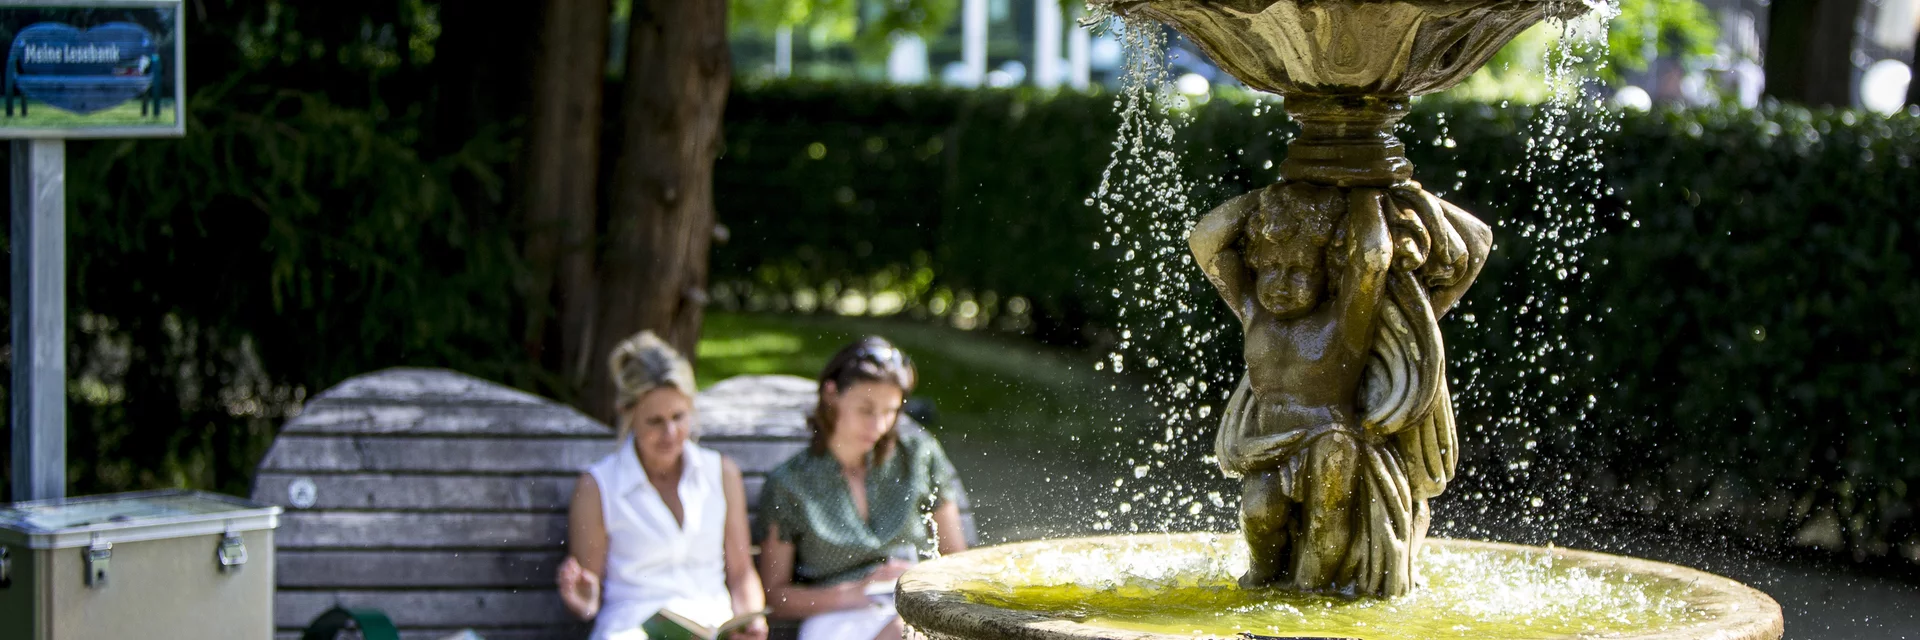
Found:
[757,337,968,640]
[557,331,769,640]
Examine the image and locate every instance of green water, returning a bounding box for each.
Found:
[953,536,1713,639]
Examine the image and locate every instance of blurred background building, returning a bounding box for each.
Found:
[692,0,1916,113]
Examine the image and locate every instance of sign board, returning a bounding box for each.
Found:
[0,0,182,138]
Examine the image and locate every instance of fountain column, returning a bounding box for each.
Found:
[1102,0,1593,597]
[1197,89,1485,596]
[1275,95,1413,186]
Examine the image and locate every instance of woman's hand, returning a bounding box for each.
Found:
[556,555,603,620]
[729,616,770,640]
[865,559,913,586]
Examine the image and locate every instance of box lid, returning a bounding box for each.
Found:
[0,489,281,549]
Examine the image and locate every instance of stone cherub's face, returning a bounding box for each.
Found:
[1245,232,1325,319]
[1243,185,1344,319]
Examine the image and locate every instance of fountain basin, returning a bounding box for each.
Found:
[898,533,1783,640]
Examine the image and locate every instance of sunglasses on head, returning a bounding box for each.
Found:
[858,341,908,365]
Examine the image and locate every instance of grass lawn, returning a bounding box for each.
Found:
[1,98,176,128]
[696,310,1147,441]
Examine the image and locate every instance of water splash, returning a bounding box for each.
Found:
[1446,1,1622,544]
[1083,15,1236,534]
[1089,3,1626,543]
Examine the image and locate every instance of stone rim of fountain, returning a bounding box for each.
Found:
[897,533,1786,640]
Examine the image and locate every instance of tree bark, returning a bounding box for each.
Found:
[1763,0,1862,108]
[584,0,731,423]
[521,0,612,393]
[1908,28,1919,107]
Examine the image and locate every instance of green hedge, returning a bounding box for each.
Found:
[710,80,1920,558]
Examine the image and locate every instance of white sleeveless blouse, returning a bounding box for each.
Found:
[587,438,733,640]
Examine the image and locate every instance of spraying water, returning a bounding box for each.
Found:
[1089,2,1628,541]
[1441,1,1625,545]
[1085,15,1238,533]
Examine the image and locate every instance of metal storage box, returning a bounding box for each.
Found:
[0,490,281,640]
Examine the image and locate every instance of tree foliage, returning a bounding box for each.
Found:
[1604,0,1721,80]
[720,0,959,56]
[1463,0,1722,100]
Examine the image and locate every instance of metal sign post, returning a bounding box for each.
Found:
[10,138,63,502]
[1,0,186,503]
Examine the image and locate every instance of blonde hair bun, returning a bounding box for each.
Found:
[609,330,697,415]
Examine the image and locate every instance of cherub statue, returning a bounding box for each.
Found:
[1189,180,1490,597]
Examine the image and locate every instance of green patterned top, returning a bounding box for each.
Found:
[759,427,961,586]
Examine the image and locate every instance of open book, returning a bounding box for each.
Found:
[863,578,898,598]
[640,608,769,640]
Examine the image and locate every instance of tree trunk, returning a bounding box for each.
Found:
[584,0,731,424]
[521,0,612,395]
[1763,0,1862,107]
[1908,29,1919,107]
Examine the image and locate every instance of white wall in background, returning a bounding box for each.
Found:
[1034,0,1062,88]
[889,33,929,84]
[774,26,793,77]
[963,0,988,87]
[1068,9,1091,90]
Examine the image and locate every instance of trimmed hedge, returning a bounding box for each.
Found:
[710,80,1920,558]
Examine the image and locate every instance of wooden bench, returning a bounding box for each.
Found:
[252,368,972,640]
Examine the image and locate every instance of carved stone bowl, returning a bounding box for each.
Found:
[1094,0,1592,96]
[897,533,1784,640]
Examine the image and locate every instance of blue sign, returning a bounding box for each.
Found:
[0,3,182,138]
[9,22,161,115]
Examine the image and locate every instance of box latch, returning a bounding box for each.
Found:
[1,545,12,588]
[216,532,247,572]
[85,540,111,588]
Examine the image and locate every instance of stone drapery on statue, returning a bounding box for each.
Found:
[1108,0,1573,600]
[1191,176,1489,597]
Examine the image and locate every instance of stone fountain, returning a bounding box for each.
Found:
[895,1,1787,639]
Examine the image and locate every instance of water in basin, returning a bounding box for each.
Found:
[953,534,1718,639]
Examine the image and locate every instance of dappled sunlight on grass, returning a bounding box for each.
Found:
[694,330,808,379]
[696,311,1146,441]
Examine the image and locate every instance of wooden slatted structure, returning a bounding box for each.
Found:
[253,368,972,640]
[253,368,602,640]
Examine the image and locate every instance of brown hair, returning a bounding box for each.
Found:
[808,336,917,460]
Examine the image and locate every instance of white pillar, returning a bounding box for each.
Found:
[1034,0,1062,88]
[888,33,930,84]
[1068,4,1091,90]
[774,25,793,77]
[963,0,988,86]
[11,139,66,502]
[1870,0,1917,50]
